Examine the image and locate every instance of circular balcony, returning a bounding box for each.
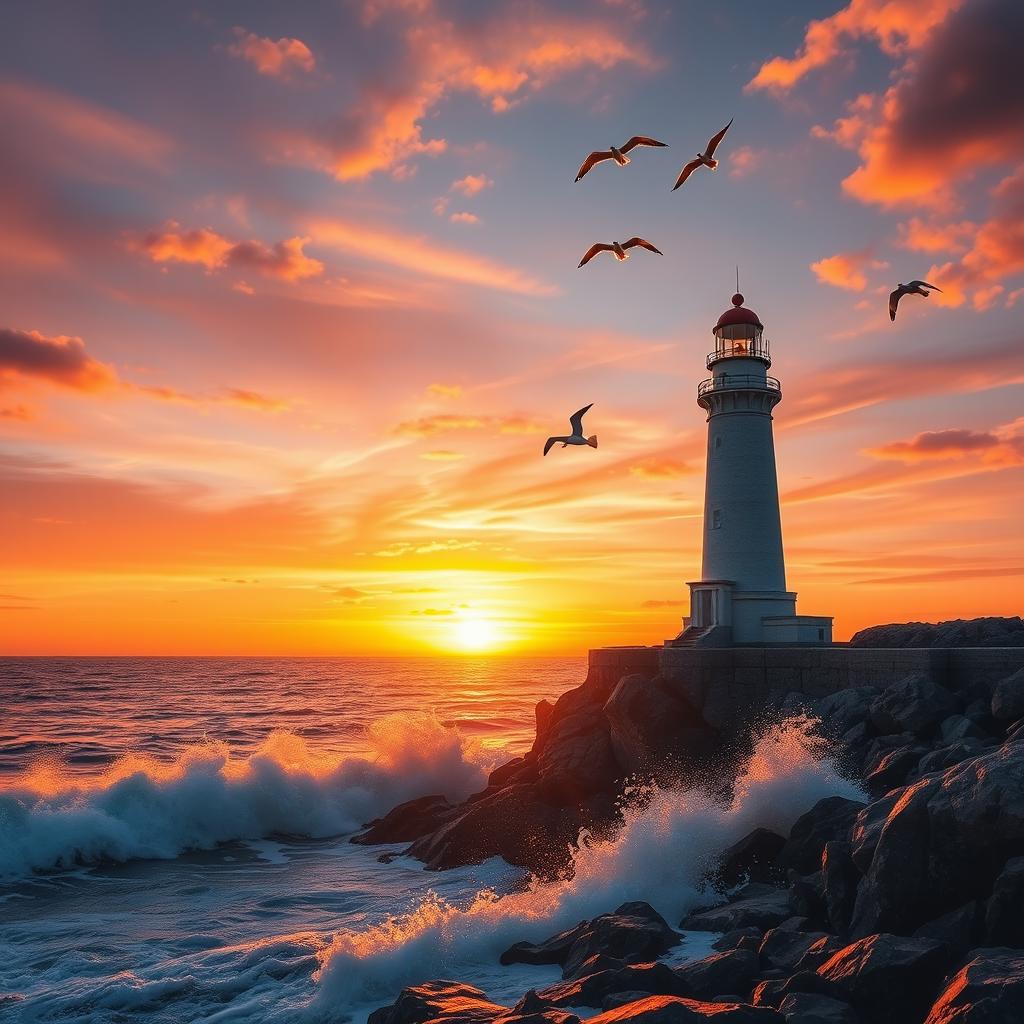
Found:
[697,374,781,399]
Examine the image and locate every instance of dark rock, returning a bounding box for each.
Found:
[367,981,508,1024]
[808,689,880,739]
[914,901,983,959]
[849,791,901,874]
[407,784,581,875]
[673,949,760,1000]
[713,927,764,953]
[603,674,714,777]
[586,995,784,1023]
[779,797,867,875]
[793,936,845,973]
[536,962,688,1009]
[716,829,787,887]
[759,925,830,972]
[916,740,991,777]
[822,841,859,935]
[776,993,859,1023]
[601,993,657,1012]
[534,700,555,750]
[1007,718,1024,744]
[923,947,1024,1023]
[353,794,459,845]
[489,757,538,789]
[788,874,826,924]
[849,617,1024,649]
[869,674,959,738]
[991,668,1024,723]
[840,721,870,751]
[681,884,794,933]
[501,922,589,967]
[865,745,926,794]
[815,934,949,1024]
[751,972,824,1009]
[537,706,620,803]
[561,902,680,979]
[985,857,1024,947]
[495,1011,579,1024]
[939,714,988,745]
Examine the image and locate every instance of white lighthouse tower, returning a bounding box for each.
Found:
[671,293,832,647]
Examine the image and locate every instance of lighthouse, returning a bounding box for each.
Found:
[671,293,833,647]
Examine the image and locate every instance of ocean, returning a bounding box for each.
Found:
[0,657,862,1023]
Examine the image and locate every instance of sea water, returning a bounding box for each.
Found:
[0,657,862,1022]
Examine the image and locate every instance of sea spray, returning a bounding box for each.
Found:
[0,712,495,879]
[310,715,865,1018]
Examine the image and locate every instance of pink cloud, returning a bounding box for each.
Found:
[0,328,118,392]
[449,212,480,225]
[228,28,315,78]
[810,249,885,291]
[450,174,494,196]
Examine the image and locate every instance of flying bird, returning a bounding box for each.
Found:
[672,118,733,191]
[889,280,942,321]
[543,404,598,456]
[575,136,668,182]
[578,237,663,267]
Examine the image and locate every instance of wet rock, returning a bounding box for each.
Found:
[914,901,983,960]
[681,883,794,933]
[916,740,991,777]
[776,993,859,1023]
[603,674,714,777]
[759,925,830,972]
[849,791,901,874]
[407,783,581,875]
[788,874,826,925]
[367,981,508,1024]
[536,962,688,1009]
[500,922,590,967]
[869,674,959,738]
[821,841,859,935]
[923,947,1024,1023]
[865,745,926,795]
[353,794,459,845]
[778,797,867,875]
[561,902,680,979]
[991,668,1024,723]
[495,1010,579,1024]
[488,756,539,789]
[939,714,988,745]
[808,689,880,739]
[673,949,760,1000]
[585,995,784,1023]
[816,934,949,1024]
[984,857,1024,947]
[537,706,620,803]
[793,936,845,973]
[715,829,787,887]
[713,927,764,953]
[751,972,824,1009]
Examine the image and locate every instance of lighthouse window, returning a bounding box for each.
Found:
[712,509,722,529]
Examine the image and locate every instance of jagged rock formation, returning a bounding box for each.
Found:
[850,616,1024,648]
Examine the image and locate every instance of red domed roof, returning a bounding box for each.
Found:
[714,293,763,331]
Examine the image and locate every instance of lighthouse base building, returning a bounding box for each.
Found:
[669,293,832,648]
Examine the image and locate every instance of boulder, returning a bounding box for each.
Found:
[489,757,539,789]
[368,981,508,1024]
[673,949,760,1000]
[849,791,902,874]
[788,875,827,925]
[585,995,784,1024]
[869,674,959,738]
[496,1010,578,1024]
[561,903,680,979]
[779,797,867,875]
[776,993,859,1023]
[681,884,794,933]
[991,668,1024,723]
[865,745,927,795]
[923,947,1024,1023]
[537,706,621,803]
[407,783,581,874]
[751,972,825,1009]
[603,674,714,777]
[916,740,991,777]
[821,841,859,935]
[939,715,988,745]
[815,934,949,1024]
[352,794,459,845]
[715,829,787,887]
[849,617,1024,649]
[792,936,845,973]
[713,927,764,953]
[536,962,687,1009]
[914,901,983,960]
[501,922,592,967]
[759,925,830,972]
[984,857,1024,947]
[808,688,880,739]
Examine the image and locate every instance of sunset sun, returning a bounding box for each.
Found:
[452,611,500,652]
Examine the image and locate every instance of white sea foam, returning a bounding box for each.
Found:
[0,713,494,880]
[310,716,864,1021]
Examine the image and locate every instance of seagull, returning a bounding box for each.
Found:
[575,136,668,182]
[578,237,663,267]
[672,118,733,191]
[543,404,598,456]
[889,280,942,321]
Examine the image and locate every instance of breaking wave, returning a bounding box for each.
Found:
[0,713,494,880]
[311,716,864,1020]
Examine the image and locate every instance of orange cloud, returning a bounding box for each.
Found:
[421,450,464,461]
[0,328,118,392]
[426,383,462,399]
[747,0,961,93]
[130,384,290,412]
[897,217,975,254]
[629,457,693,479]
[394,413,543,437]
[449,212,480,225]
[309,217,555,295]
[868,428,1002,461]
[810,249,885,291]
[138,224,323,281]
[451,174,493,196]
[228,28,315,78]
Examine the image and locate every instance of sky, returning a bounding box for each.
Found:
[1,0,1023,656]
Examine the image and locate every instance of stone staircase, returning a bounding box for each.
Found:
[670,624,712,648]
